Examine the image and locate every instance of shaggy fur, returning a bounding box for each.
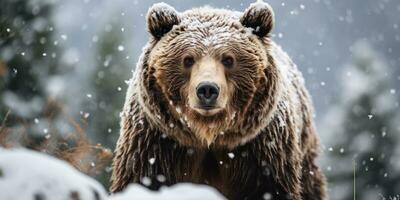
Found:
[111,2,326,200]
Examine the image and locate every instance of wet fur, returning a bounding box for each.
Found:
[111,3,326,200]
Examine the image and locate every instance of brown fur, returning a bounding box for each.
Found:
[111,2,326,200]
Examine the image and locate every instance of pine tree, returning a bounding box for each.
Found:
[0,0,64,141]
[88,18,131,148]
[0,1,114,188]
[85,16,132,187]
[322,41,400,199]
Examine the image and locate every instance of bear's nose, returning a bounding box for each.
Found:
[196,82,219,107]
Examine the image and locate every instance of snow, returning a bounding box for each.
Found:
[263,193,272,200]
[109,183,225,200]
[61,34,68,40]
[148,157,156,165]
[117,45,125,51]
[46,76,66,98]
[148,2,179,23]
[0,148,108,200]
[0,148,225,200]
[227,152,235,159]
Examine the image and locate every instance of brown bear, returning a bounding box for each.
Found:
[110,1,326,200]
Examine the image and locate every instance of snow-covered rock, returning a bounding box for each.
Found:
[0,148,226,200]
[0,148,108,200]
[109,183,226,200]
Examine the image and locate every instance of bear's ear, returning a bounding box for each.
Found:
[240,1,275,37]
[146,3,180,39]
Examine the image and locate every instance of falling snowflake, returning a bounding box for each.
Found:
[176,107,182,114]
[156,174,166,182]
[263,193,272,200]
[149,157,156,165]
[141,177,151,186]
[61,34,68,40]
[228,152,235,159]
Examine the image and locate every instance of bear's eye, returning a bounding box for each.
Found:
[221,56,234,68]
[183,57,195,69]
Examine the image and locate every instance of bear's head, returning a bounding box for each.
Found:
[140,1,282,148]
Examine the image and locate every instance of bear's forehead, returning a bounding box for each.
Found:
[173,8,251,48]
[180,7,242,31]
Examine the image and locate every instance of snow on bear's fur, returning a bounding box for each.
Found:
[111,1,326,199]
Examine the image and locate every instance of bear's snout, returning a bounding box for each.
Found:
[196,82,219,108]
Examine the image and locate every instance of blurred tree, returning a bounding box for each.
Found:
[89,18,131,148]
[86,16,131,187]
[0,0,114,188]
[0,0,64,142]
[323,41,400,200]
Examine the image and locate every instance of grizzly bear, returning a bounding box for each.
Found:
[111,1,326,200]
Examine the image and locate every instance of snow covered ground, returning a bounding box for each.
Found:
[0,148,225,200]
[0,148,108,200]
